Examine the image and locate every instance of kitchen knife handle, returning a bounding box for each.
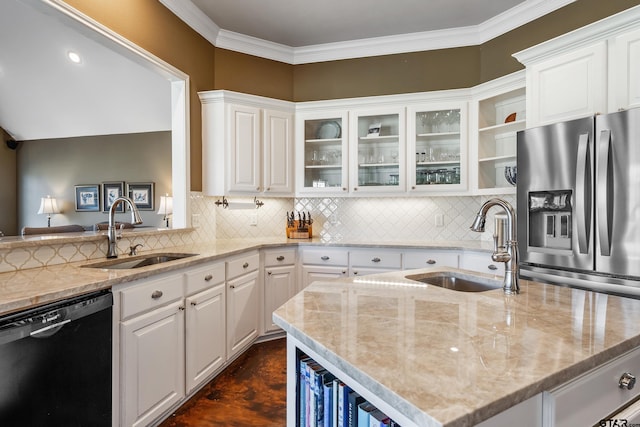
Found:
[597,129,612,256]
[575,133,591,254]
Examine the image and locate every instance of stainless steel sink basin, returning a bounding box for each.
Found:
[82,253,198,269]
[405,271,502,292]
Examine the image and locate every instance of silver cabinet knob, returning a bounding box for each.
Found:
[620,372,636,390]
[372,257,381,263]
[151,290,163,299]
[488,264,498,271]
[321,256,330,261]
[426,259,436,265]
[243,262,249,268]
[276,255,285,261]
[204,274,213,281]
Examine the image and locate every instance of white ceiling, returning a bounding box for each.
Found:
[0,0,171,142]
[161,0,575,63]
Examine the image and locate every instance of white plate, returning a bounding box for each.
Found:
[317,121,341,139]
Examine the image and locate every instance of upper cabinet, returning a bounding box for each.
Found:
[296,110,349,195]
[514,6,640,127]
[350,106,405,193]
[200,90,295,196]
[407,100,468,193]
[469,71,525,194]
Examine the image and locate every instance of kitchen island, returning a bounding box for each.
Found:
[273,268,640,426]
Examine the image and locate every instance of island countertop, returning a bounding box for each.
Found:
[273,268,640,426]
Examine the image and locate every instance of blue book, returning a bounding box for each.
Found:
[347,390,365,427]
[337,382,350,427]
[322,372,336,427]
[357,401,376,427]
[299,357,312,427]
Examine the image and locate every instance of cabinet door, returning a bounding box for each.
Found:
[527,41,607,126]
[263,109,294,194]
[228,104,261,192]
[301,265,347,290]
[264,264,296,333]
[185,283,226,394]
[121,300,185,427]
[350,107,406,193]
[227,270,260,359]
[403,250,459,270]
[407,104,467,193]
[460,252,505,276]
[611,28,640,111]
[296,111,349,195]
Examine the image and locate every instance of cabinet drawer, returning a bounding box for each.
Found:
[227,252,260,280]
[301,248,348,266]
[403,251,459,270]
[350,250,401,269]
[184,261,225,296]
[460,252,505,275]
[548,346,640,427]
[120,274,184,320]
[264,248,296,267]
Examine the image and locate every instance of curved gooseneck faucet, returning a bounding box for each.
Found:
[106,196,143,258]
[470,198,520,295]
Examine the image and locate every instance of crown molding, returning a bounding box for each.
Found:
[159,0,575,65]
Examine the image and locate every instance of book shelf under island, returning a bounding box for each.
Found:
[273,267,640,427]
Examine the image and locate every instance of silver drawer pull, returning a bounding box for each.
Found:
[372,257,381,263]
[191,302,197,306]
[321,256,330,261]
[488,264,498,271]
[620,372,636,390]
[204,274,213,281]
[151,290,163,299]
[243,262,249,269]
[426,259,436,265]
[276,255,285,261]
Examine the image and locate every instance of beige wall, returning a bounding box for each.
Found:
[63,0,640,190]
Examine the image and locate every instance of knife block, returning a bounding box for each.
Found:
[286,220,313,239]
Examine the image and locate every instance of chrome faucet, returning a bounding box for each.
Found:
[470,198,520,295]
[106,196,143,258]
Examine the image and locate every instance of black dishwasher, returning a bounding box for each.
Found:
[0,289,112,426]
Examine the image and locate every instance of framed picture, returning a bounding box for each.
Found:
[102,181,125,213]
[74,185,100,212]
[127,182,154,210]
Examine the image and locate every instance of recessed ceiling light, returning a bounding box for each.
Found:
[67,51,82,64]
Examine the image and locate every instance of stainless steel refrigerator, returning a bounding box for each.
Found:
[517,108,640,297]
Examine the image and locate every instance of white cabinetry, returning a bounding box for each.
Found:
[118,273,185,427]
[296,110,349,195]
[200,90,294,196]
[184,262,226,394]
[263,248,297,334]
[514,7,640,127]
[460,251,505,276]
[226,251,260,359]
[300,247,349,289]
[349,248,402,276]
[402,249,459,270]
[470,71,525,194]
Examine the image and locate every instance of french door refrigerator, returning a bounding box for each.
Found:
[517,107,640,297]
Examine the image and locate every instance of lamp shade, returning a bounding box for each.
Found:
[157,195,173,216]
[37,195,60,215]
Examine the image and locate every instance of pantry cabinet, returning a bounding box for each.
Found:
[200,90,295,196]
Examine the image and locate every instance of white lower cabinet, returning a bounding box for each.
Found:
[264,248,297,334]
[226,252,260,359]
[120,298,185,427]
[349,249,402,276]
[403,249,459,270]
[300,247,349,289]
[460,251,505,275]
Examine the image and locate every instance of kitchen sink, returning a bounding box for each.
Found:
[405,271,502,292]
[82,253,198,269]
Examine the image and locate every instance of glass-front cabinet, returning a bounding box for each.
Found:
[296,111,349,194]
[407,103,467,192]
[350,107,405,193]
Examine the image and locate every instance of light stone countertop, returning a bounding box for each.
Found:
[0,237,492,316]
[273,268,640,427]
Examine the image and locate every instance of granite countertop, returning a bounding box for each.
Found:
[273,268,640,427]
[0,237,491,316]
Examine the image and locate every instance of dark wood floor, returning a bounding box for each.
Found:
[159,338,287,427]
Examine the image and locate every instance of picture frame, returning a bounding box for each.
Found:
[74,184,100,212]
[127,182,154,210]
[102,181,125,213]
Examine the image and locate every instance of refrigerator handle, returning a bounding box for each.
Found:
[575,133,591,254]
[597,129,612,256]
